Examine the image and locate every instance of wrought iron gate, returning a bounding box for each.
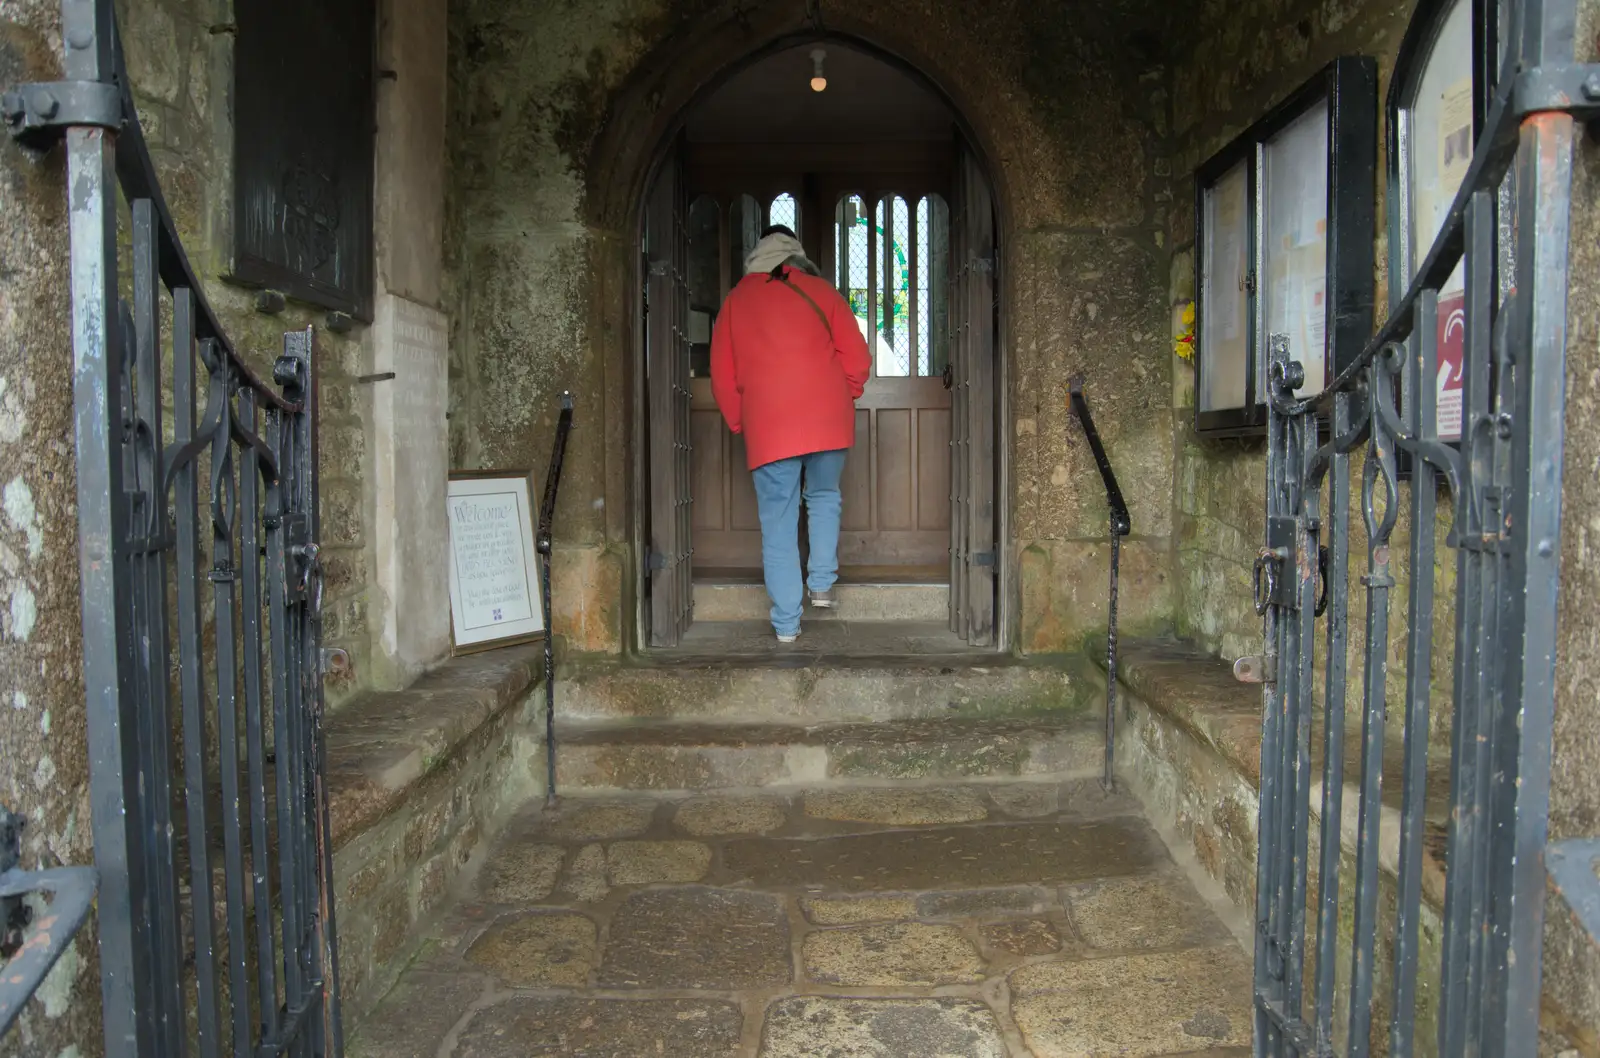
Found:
[4,0,342,1053]
[1249,0,1592,1053]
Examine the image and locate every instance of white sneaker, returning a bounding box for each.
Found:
[776,629,801,644]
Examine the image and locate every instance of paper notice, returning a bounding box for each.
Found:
[1438,77,1473,192]
[448,491,536,631]
[1213,181,1246,342]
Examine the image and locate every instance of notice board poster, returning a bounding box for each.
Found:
[1405,0,1473,441]
[446,473,545,653]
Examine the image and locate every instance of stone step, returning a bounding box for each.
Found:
[555,658,1098,725]
[552,716,1103,792]
[691,581,948,622]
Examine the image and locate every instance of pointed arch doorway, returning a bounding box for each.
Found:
[641,41,1001,652]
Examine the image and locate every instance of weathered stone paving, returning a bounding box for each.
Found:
[350,780,1253,1058]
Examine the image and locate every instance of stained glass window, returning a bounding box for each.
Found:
[834,193,947,378]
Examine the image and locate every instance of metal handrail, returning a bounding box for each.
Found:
[1068,377,1131,791]
[539,392,575,805]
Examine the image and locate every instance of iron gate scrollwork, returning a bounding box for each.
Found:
[1250,0,1592,1054]
[4,0,343,1053]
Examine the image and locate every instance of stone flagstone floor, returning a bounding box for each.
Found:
[350,780,1254,1058]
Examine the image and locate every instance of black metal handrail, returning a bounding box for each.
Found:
[0,806,97,1040]
[1068,377,1131,791]
[538,392,575,805]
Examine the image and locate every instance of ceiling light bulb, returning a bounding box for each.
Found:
[810,48,827,92]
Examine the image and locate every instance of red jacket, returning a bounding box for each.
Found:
[710,268,872,470]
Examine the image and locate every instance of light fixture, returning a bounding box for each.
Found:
[810,48,827,92]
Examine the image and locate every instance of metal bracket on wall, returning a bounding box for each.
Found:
[1546,837,1600,947]
[0,805,26,960]
[1,80,122,149]
[0,800,98,1038]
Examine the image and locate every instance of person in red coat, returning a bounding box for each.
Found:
[710,225,872,642]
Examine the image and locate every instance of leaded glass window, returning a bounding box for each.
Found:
[769,192,798,233]
[834,193,948,378]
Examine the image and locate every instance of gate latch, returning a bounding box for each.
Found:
[1253,516,1299,614]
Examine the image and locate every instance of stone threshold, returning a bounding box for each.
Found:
[554,715,1103,792]
[325,643,544,850]
[1094,637,1449,911]
[563,651,1052,673]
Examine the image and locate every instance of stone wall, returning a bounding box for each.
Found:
[443,0,1184,654]
[1547,1,1600,1048]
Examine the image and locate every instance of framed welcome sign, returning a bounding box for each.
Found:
[445,471,546,653]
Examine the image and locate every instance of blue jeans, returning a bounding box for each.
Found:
[751,449,848,636]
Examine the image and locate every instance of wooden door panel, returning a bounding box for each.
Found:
[918,407,951,530]
[876,408,913,530]
[691,409,726,531]
[729,435,760,531]
[840,409,872,531]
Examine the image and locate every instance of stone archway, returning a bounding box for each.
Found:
[588,15,1019,650]
[446,0,1176,658]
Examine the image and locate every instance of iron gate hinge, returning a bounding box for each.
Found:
[1512,64,1600,120]
[2,80,122,149]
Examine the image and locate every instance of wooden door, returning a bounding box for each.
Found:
[646,143,694,645]
[686,172,956,577]
[948,144,997,644]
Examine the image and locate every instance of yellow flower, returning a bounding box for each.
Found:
[1174,301,1196,360]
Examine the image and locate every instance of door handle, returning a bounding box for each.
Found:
[942,364,953,391]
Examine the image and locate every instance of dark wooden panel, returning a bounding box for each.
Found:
[960,146,997,646]
[647,147,691,646]
[730,435,760,532]
[233,0,376,318]
[918,408,952,530]
[840,409,872,531]
[876,409,913,530]
[691,410,726,531]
